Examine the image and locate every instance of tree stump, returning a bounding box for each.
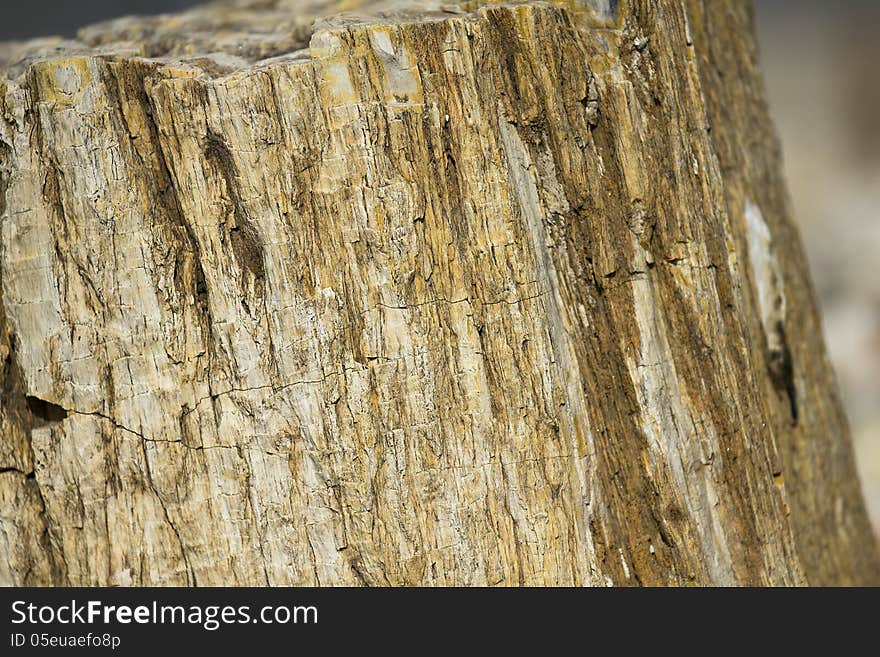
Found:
[1,0,877,586]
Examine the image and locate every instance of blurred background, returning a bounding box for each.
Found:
[1,1,879,534]
[756,0,880,535]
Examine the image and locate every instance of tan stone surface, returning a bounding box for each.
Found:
[1,0,877,585]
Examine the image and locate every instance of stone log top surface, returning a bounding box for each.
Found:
[1,1,620,79]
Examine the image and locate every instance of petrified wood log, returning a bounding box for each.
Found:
[1,0,877,586]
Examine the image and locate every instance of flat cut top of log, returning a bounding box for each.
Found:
[1,1,616,80]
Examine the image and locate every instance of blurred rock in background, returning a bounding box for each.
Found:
[756,0,880,534]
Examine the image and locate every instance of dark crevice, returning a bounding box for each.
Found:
[0,138,11,219]
[203,130,266,287]
[768,321,798,425]
[0,466,35,478]
[26,395,69,424]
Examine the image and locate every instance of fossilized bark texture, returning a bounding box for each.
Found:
[0,0,877,586]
